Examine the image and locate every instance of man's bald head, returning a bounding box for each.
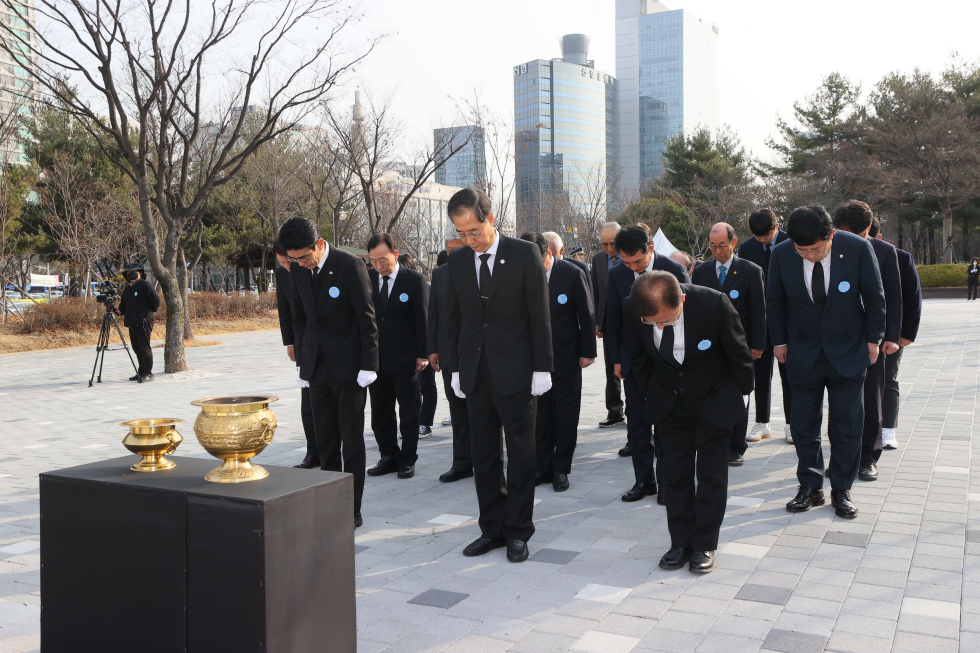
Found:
[600,222,621,256]
[542,231,563,257]
[630,270,683,322]
[708,222,737,265]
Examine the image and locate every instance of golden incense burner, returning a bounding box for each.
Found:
[190,395,278,483]
[120,418,185,472]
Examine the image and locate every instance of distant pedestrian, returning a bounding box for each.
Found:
[968,258,979,300]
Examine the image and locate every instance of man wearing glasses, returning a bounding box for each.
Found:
[622,271,754,573]
[277,216,379,529]
[766,206,885,520]
[443,188,552,563]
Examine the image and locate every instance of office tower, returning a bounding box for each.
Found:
[514,34,619,235]
[616,0,719,188]
[0,0,35,163]
[434,125,486,189]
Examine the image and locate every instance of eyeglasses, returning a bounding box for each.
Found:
[640,304,683,328]
[793,241,830,259]
[707,243,732,250]
[287,241,321,264]
[455,222,487,240]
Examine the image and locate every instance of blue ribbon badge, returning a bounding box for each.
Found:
[399,293,409,303]
[698,340,712,351]
[328,286,340,298]
[838,281,850,293]
[729,289,739,299]
[134,292,138,296]
[557,294,568,305]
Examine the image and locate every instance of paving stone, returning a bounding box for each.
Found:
[407,589,469,609]
[529,548,580,565]
[735,583,792,606]
[761,628,828,653]
[821,531,869,547]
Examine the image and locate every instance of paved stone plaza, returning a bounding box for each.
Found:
[0,297,977,652]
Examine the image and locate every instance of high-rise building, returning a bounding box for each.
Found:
[616,0,719,188]
[514,34,619,235]
[1,0,35,164]
[434,125,486,190]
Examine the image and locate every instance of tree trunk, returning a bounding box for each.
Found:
[942,200,954,264]
[178,247,194,341]
[897,221,904,252]
[158,274,188,373]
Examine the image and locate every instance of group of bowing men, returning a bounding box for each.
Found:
[273,189,922,574]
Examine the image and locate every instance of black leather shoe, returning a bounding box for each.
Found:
[657,492,667,506]
[439,468,473,483]
[618,443,633,456]
[129,374,141,381]
[294,454,320,469]
[689,550,714,574]
[599,416,625,428]
[553,473,569,492]
[506,540,529,562]
[728,453,744,466]
[831,489,858,518]
[858,462,878,482]
[621,481,656,502]
[397,465,415,479]
[139,373,153,382]
[658,547,692,570]
[463,536,506,557]
[786,486,825,512]
[367,456,399,476]
[355,512,363,528]
[535,471,554,486]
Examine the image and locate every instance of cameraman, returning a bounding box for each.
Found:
[116,263,160,381]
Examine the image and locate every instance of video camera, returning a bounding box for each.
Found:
[95,280,120,308]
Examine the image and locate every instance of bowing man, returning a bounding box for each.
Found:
[623,271,754,573]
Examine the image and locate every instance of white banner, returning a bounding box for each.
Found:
[653,228,679,256]
[30,274,60,287]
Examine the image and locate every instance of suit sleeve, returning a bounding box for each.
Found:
[426,272,440,356]
[574,267,597,359]
[445,260,462,374]
[859,240,886,345]
[414,277,429,360]
[880,246,903,345]
[605,271,624,365]
[525,247,554,372]
[766,250,788,348]
[349,258,379,371]
[622,300,652,392]
[747,265,767,350]
[275,273,294,347]
[899,254,922,342]
[718,293,755,395]
[290,264,308,365]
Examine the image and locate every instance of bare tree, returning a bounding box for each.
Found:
[465,93,520,234]
[294,120,361,246]
[0,0,377,371]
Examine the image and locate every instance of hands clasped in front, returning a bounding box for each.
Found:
[450,371,554,399]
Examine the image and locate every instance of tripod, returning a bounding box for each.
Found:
[89,308,141,386]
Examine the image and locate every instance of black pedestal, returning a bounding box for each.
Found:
[40,456,355,653]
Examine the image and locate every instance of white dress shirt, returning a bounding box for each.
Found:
[633,252,657,279]
[802,254,831,301]
[474,229,501,288]
[313,242,329,276]
[651,304,686,365]
[545,257,553,283]
[377,262,400,296]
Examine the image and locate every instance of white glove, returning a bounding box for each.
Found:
[531,371,552,396]
[356,370,377,388]
[295,367,309,389]
[451,372,466,399]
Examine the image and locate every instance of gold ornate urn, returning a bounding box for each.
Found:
[120,418,185,472]
[190,395,278,483]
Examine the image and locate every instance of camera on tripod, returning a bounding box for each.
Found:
[95,280,120,308]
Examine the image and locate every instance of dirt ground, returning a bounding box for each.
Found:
[0,315,279,354]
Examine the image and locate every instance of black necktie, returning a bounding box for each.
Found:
[479,254,491,309]
[811,261,826,312]
[764,243,771,264]
[660,325,677,367]
[380,275,390,309]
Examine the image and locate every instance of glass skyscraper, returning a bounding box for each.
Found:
[514,34,619,235]
[616,0,719,188]
[434,125,486,189]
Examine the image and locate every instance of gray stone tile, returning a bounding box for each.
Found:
[821,531,869,547]
[529,548,580,565]
[761,628,828,653]
[407,589,470,609]
[735,584,792,606]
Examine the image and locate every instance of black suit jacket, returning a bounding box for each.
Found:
[738,229,790,284]
[274,265,295,347]
[691,256,766,351]
[623,285,754,429]
[766,231,886,378]
[118,279,160,328]
[566,257,592,294]
[369,266,429,374]
[605,251,691,376]
[445,233,553,396]
[427,264,450,357]
[590,251,620,332]
[869,237,902,346]
[895,248,922,342]
[291,246,379,383]
[548,258,597,376]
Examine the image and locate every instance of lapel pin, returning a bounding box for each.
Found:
[839,254,843,258]
[500,259,505,264]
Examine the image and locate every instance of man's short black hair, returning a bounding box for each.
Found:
[869,217,881,238]
[272,239,288,257]
[447,188,492,223]
[278,216,319,251]
[397,253,417,271]
[630,270,682,317]
[436,250,449,266]
[786,205,833,247]
[833,200,874,234]
[367,232,396,253]
[748,209,779,237]
[520,232,549,257]
[615,225,651,256]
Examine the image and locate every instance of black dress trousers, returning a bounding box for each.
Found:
[467,351,537,542]
[657,393,730,551]
[753,336,792,425]
[419,365,438,427]
[602,336,624,420]
[861,352,886,465]
[442,368,473,472]
[369,369,422,467]
[128,321,153,376]
[535,368,582,475]
[882,346,904,430]
[308,351,366,515]
[624,371,663,486]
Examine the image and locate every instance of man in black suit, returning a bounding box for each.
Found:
[738,209,793,444]
[624,272,754,573]
[543,231,592,293]
[606,225,691,504]
[521,233,596,493]
[444,188,552,563]
[692,223,766,465]
[767,206,886,519]
[428,238,474,483]
[590,222,626,432]
[969,257,980,300]
[870,219,922,450]
[364,233,429,480]
[278,216,379,529]
[832,201,902,482]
